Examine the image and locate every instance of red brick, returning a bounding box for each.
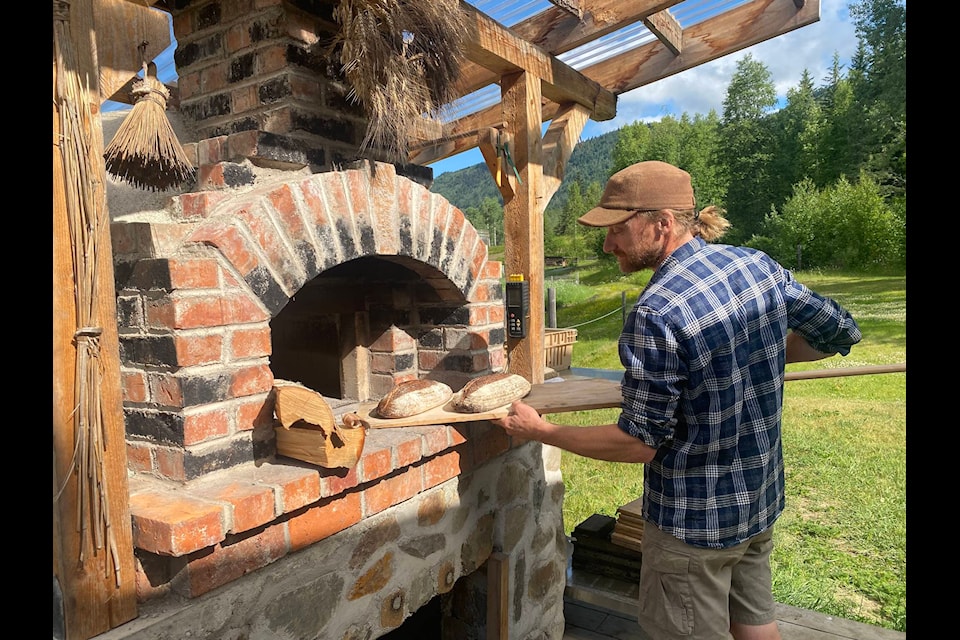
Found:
[126,442,153,473]
[198,136,229,166]
[235,397,274,431]
[122,369,148,403]
[395,437,423,468]
[321,466,360,496]
[155,447,186,482]
[359,446,393,484]
[183,408,230,446]
[167,259,220,289]
[252,463,321,513]
[421,426,452,457]
[129,491,225,556]
[287,492,362,552]
[223,292,270,324]
[423,450,463,489]
[188,220,258,276]
[363,468,423,516]
[230,326,271,359]
[175,333,223,366]
[171,296,226,329]
[176,192,229,219]
[193,480,277,533]
[186,524,287,597]
[230,363,274,397]
[149,372,183,408]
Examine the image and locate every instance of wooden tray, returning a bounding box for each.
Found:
[351,377,622,428]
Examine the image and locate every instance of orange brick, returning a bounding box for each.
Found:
[363,468,423,516]
[175,333,223,366]
[230,325,271,359]
[235,396,274,431]
[129,491,225,556]
[193,480,277,533]
[253,463,321,513]
[358,446,393,483]
[423,450,463,489]
[167,259,219,289]
[186,524,287,597]
[287,492,362,552]
[122,369,148,403]
[421,426,451,457]
[126,442,153,473]
[322,466,360,496]
[230,363,274,397]
[395,436,423,468]
[183,408,230,446]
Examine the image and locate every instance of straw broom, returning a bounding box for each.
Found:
[103,58,194,191]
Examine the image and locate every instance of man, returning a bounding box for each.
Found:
[494,161,862,640]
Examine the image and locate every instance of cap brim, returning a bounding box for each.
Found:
[576,206,639,228]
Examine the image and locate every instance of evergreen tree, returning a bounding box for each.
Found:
[719,54,778,243]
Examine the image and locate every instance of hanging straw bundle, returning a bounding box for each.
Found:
[53,0,121,586]
[103,58,194,191]
[330,0,467,163]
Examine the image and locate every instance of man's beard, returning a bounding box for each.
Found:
[617,244,663,273]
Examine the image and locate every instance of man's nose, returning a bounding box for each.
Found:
[602,230,615,253]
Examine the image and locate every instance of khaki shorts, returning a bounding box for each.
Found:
[636,522,776,639]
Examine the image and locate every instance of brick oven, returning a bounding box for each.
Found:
[96,1,568,639]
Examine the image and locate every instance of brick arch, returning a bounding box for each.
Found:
[185,162,494,319]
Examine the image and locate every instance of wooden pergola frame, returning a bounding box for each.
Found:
[52,1,820,638]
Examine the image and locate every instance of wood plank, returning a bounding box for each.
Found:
[501,70,546,384]
[487,552,510,640]
[94,0,171,103]
[584,0,820,95]
[643,8,682,56]
[459,1,617,121]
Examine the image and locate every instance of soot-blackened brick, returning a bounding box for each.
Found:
[488,327,506,346]
[419,306,468,325]
[292,112,359,144]
[229,53,256,83]
[127,259,175,290]
[220,163,256,187]
[174,34,223,68]
[120,336,178,367]
[197,2,222,29]
[259,76,292,104]
[394,353,415,371]
[245,266,289,316]
[184,439,255,479]
[418,329,443,349]
[179,372,232,407]
[289,0,335,22]
[441,354,474,373]
[125,409,185,445]
[182,93,232,122]
[334,219,358,257]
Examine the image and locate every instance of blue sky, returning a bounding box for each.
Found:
[110,2,865,177]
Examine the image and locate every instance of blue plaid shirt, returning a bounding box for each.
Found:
[617,237,861,548]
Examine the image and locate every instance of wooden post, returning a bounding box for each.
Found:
[486,552,510,640]
[53,0,137,637]
[501,71,545,384]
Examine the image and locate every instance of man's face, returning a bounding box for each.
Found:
[602,212,667,273]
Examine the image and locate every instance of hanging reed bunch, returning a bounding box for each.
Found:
[53,0,121,586]
[330,0,467,163]
[103,58,194,191]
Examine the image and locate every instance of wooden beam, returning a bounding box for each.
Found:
[452,1,681,100]
[501,71,545,384]
[587,0,820,95]
[541,103,591,203]
[459,1,617,121]
[53,1,138,638]
[643,8,682,56]
[547,0,582,18]
[94,0,171,103]
[486,552,510,640]
[411,0,820,165]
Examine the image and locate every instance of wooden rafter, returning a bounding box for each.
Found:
[410,0,820,165]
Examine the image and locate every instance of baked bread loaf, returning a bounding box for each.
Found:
[376,379,453,419]
[452,372,532,413]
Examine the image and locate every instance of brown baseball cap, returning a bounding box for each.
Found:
[577,161,695,227]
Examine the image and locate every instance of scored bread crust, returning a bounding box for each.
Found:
[452,372,532,413]
[376,379,454,418]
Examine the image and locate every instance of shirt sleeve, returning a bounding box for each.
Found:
[616,306,684,448]
[781,269,862,356]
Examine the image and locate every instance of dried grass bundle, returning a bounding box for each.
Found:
[331,0,467,163]
[103,62,194,191]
